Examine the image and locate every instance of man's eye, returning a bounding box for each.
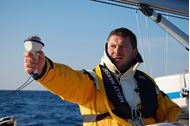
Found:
[121,45,128,49]
[110,45,116,48]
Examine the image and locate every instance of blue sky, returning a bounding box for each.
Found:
[0,0,188,90]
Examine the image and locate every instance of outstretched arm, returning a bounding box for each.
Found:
[24,51,96,105]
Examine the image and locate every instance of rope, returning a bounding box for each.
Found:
[6,76,34,97]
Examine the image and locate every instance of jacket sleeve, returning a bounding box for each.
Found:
[156,91,182,123]
[37,58,96,105]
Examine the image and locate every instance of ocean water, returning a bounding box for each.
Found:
[0,90,82,126]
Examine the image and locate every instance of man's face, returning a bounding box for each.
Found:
[107,35,137,72]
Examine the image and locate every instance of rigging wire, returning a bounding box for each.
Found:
[90,0,189,20]
[165,33,168,76]
[145,16,153,76]
[165,14,169,76]
[135,11,147,73]
[6,76,34,97]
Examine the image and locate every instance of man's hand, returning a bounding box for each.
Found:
[24,51,46,76]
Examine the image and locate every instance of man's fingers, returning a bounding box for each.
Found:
[25,57,37,64]
[24,50,46,76]
[36,51,44,60]
[25,68,35,75]
[36,51,44,56]
[24,62,37,69]
[24,51,34,57]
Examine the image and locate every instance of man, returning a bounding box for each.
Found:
[24,27,181,126]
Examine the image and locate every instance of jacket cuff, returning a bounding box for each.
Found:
[35,56,53,80]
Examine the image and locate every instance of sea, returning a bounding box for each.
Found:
[0,90,82,126]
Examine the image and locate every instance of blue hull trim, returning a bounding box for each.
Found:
[166,91,181,99]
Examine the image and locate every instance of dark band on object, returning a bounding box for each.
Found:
[24,39,44,46]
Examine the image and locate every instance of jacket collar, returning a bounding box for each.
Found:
[100,45,143,78]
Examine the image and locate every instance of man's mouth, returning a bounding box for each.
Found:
[113,57,122,62]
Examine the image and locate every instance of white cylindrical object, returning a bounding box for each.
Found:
[24,35,44,78]
[24,41,44,53]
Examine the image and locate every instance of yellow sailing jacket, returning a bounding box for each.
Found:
[37,58,182,126]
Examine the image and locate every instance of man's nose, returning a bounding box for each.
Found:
[114,46,121,55]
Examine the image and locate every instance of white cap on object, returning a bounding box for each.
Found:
[24,35,44,53]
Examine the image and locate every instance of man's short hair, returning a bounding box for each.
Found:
[107,27,137,49]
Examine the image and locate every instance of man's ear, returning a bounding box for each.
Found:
[134,48,138,56]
